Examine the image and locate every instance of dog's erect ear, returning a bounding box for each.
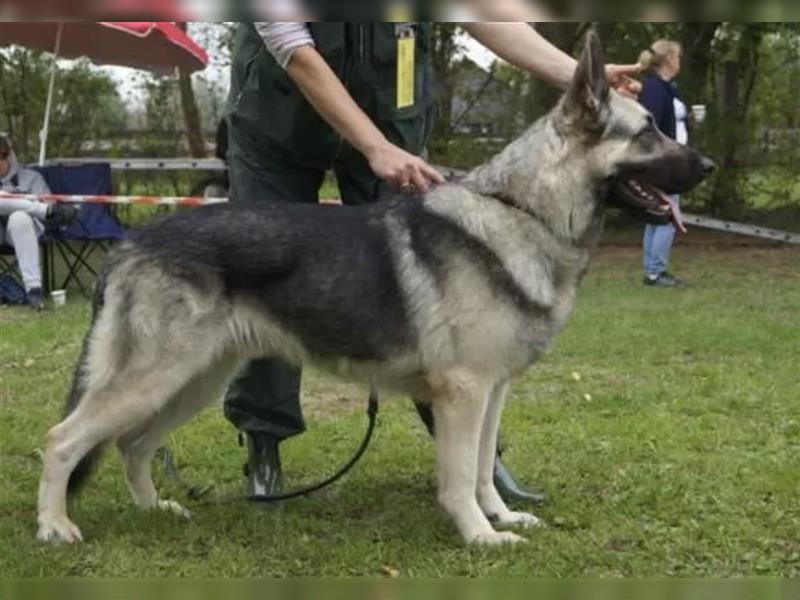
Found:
[563,31,610,131]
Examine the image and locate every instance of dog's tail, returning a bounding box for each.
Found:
[65,263,112,495]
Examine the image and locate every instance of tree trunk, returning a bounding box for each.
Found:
[177,23,206,158]
[20,52,30,160]
[431,23,458,138]
[708,25,765,216]
[0,53,12,141]
[680,23,720,104]
[709,59,740,215]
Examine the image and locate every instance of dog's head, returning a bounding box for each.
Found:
[558,32,715,229]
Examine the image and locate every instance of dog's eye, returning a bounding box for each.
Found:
[644,116,659,134]
[635,118,658,143]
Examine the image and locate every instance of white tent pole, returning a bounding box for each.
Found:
[38,22,64,167]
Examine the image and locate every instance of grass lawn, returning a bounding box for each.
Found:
[1,242,798,577]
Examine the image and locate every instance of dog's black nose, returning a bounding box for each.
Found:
[700,156,716,177]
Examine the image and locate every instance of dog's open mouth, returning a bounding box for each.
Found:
[617,179,686,233]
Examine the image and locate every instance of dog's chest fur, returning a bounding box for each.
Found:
[388,185,594,378]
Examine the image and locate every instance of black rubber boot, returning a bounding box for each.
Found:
[493,454,546,506]
[243,432,283,497]
[412,401,546,506]
[27,287,44,311]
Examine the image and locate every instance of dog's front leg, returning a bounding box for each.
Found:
[476,382,542,530]
[429,370,525,546]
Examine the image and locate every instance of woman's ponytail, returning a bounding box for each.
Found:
[638,40,681,72]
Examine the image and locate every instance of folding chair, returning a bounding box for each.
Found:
[0,244,22,285]
[37,163,125,296]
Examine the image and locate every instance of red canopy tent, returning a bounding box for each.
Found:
[0,21,209,163]
[0,22,208,74]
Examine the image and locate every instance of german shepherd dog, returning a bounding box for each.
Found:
[36,34,713,546]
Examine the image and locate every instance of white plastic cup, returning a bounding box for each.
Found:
[50,289,66,308]
[691,104,707,124]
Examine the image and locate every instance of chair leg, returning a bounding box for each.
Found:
[0,253,26,293]
[55,242,90,297]
[41,241,52,293]
[55,240,109,297]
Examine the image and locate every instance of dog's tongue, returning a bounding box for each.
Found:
[655,189,686,233]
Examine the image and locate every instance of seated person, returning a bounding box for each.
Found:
[0,134,76,310]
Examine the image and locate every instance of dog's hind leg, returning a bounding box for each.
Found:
[476,381,541,529]
[116,354,242,518]
[36,409,97,544]
[428,370,524,546]
[36,354,218,544]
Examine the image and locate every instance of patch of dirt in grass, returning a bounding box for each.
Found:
[300,375,366,421]
[0,305,34,322]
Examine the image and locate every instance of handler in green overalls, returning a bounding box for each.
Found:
[223,18,642,502]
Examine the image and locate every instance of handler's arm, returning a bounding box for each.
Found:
[285,46,443,191]
[463,23,576,89]
[463,23,641,96]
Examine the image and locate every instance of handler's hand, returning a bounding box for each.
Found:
[606,63,642,98]
[366,140,445,194]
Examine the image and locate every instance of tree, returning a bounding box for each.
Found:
[704,24,769,215]
[0,48,127,162]
[177,22,206,158]
[430,23,462,138]
[679,22,722,103]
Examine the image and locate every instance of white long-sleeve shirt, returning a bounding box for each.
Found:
[254,22,315,69]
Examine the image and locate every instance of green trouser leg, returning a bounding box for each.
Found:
[222,140,325,441]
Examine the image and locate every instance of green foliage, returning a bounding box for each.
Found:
[0,48,127,162]
[3,23,798,219]
[428,134,505,169]
[430,23,465,138]
[431,23,800,219]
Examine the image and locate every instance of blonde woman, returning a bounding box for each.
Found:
[638,40,688,287]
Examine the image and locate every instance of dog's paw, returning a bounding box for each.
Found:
[36,515,83,544]
[496,511,542,529]
[157,500,192,519]
[470,530,526,546]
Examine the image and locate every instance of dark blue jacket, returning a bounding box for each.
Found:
[639,73,678,141]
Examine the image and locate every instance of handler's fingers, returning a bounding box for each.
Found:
[411,167,431,193]
[607,64,642,97]
[419,161,445,186]
[615,76,641,98]
[610,62,643,77]
[621,75,642,95]
[389,172,408,191]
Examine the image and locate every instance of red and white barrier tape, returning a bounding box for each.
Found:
[0,192,228,207]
